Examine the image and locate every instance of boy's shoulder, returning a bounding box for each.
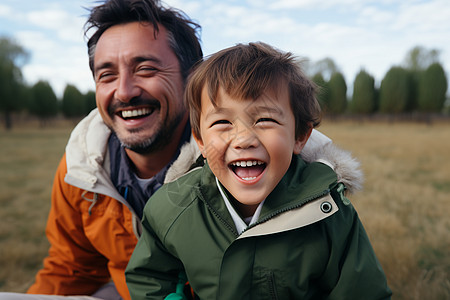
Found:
[143,166,204,235]
[151,166,204,207]
[290,156,338,190]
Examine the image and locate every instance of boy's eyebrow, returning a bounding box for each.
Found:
[250,105,284,116]
[204,106,230,120]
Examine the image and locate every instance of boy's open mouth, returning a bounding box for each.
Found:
[118,107,155,120]
[229,160,266,181]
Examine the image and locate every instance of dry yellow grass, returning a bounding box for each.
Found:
[0,122,73,292]
[320,120,450,299]
[0,120,449,299]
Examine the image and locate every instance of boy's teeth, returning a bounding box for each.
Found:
[232,160,264,167]
[121,108,151,118]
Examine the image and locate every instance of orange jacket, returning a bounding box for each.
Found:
[27,110,201,300]
[27,153,138,300]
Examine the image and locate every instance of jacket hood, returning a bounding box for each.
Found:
[64,109,124,201]
[300,134,364,194]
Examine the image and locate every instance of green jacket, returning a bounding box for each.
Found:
[126,156,391,299]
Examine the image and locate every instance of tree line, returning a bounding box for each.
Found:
[1,37,449,130]
[0,37,96,130]
[308,46,448,117]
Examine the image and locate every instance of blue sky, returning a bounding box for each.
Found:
[1,0,449,97]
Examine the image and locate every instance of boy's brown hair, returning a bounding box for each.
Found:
[184,42,321,140]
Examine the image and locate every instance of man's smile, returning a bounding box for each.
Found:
[119,107,155,120]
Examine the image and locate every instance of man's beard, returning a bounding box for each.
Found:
[120,111,185,154]
[108,96,186,154]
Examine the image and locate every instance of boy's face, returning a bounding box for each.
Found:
[194,86,311,217]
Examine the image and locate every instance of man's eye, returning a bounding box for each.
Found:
[137,66,158,75]
[97,72,114,82]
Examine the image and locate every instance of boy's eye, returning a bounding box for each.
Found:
[256,117,279,124]
[211,120,231,127]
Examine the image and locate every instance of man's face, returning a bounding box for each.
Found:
[93,22,187,153]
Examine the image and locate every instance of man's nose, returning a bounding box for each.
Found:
[115,73,141,103]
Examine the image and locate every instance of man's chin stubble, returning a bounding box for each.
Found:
[117,113,185,155]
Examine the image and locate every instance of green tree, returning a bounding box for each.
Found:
[403,46,441,111]
[350,70,375,114]
[29,80,58,125]
[327,72,347,114]
[84,90,96,115]
[62,84,84,118]
[417,63,448,112]
[311,58,339,80]
[312,73,330,112]
[403,46,440,71]
[379,66,413,113]
[0,37,29,129]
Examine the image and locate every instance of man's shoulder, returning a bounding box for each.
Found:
[66,108,111,159]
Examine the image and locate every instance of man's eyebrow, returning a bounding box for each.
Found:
[94,56,162,75]
[94,62,114,76]
[133,55,162,65]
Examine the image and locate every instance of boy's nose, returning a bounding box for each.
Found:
[231,126,260,149]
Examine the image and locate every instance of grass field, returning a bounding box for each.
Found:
[0,120,449,299]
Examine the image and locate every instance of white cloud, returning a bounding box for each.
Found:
[26,9,85,42]
[0,4,12,16]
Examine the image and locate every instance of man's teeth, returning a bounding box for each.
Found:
[231,160,264,167]
[121,108,151,118]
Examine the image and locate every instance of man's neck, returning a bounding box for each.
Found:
[125,120,189,179]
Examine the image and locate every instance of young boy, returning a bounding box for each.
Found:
[125,42,392,299]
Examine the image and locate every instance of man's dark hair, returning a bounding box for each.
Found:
[84,0,203,80]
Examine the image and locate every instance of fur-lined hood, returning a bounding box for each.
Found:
[165,129,363,194]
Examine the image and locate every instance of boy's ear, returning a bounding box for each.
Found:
[293,126,313,155]
[192,131,206,158]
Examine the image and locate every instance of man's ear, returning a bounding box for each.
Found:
[293,126,313,155]
[192,131,206,158]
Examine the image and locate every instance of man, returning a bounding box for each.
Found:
[0,0,362,299]
[27,0,203,299]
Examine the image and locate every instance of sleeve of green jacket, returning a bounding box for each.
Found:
[125,212,183,300]
[322,188,392,299]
